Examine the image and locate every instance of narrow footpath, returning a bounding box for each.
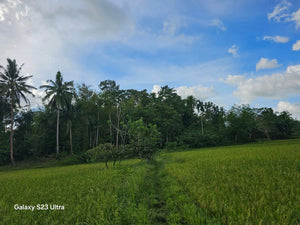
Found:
[140,158,221,225]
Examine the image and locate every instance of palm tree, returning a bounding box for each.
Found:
[0,58,36,166]
[40,71,74,157]
[63,95,76,155]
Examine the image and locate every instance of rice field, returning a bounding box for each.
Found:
[163,139,300,224]
[0,139,299,224]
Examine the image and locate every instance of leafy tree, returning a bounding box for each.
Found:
[14,110,35,159]
[85,143,117,169]
[257,108,277,140]
[75,84,98,150]
[182,95,197,128]
[226,105,258,143]
[128,118,160,160]
[40,71,75,157]
[152,86,184,144]
[30,107,56,156]
[99,80,125,151]
[276,111,293,139]
[0,58,36,166]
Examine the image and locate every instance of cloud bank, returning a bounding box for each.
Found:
[224,64,300,103]
[276,101,300,119]
[151,84,217,100]
[0,0,133,86]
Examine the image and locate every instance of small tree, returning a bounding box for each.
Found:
[85,143,118,169]
[128,118,160,160]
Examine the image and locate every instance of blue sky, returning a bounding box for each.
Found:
[0,0,300,118]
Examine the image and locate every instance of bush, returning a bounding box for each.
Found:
[83,143,124,168]
[177,129,223,148]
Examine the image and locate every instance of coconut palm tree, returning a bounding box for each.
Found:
[40,71,74,157]
[63,94,76,155]
[0,58,36,166]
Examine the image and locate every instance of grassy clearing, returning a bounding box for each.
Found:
[0,139,299,224]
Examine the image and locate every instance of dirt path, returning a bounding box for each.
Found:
[139,158,221,225]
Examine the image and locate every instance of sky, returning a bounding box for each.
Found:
[0,0,300,119]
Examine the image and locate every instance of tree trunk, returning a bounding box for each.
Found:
[70,126,73,155]
[56,109,60,157]
[109,113,112,136]
[10,103,15,166]
[116,107,120,151]
[264,128,270,140]
[96,127,99,146]
[89,130,92,148]
[200,114,204,135]
[96,110,99,146]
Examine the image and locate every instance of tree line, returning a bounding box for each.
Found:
[1,58,299,166]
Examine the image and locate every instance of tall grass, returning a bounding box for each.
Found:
[164,139,300,224]
[0,160,150,225]
[0,139,299,224]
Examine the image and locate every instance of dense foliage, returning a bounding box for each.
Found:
[1,59,300,165]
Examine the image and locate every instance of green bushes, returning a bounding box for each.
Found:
[84,143,119,168]
[174,129,224,149]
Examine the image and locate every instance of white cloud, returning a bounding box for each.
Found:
[290,9,300,29]
[222,75,246,85]
[263,35,289,43]
[223,64,300,103]
[151,85,161,96]
[0,0,134,94]
[175,85,217,100]
[256,57,281,71]
[268,0,300,29]
[276,101,300,119]
[292,40,300,51]
[228,45,238,56]
[151,84,217,100]
[0,3,8,21]
[208,19,226,31]
[268,0,291,22]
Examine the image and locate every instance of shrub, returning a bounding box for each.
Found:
[84,143,116,168]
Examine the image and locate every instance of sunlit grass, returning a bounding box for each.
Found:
[164,139,300,224]
[0,139,299,224]
[0,159,150,225]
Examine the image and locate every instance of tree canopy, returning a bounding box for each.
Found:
[1,63,299,166]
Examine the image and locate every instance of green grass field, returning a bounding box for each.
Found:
[0,139,299,224]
